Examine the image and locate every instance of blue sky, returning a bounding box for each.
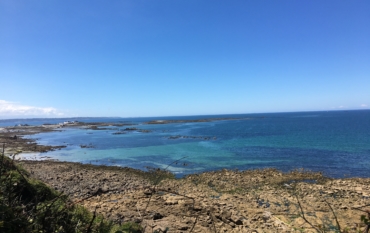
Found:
[1,0,369,118]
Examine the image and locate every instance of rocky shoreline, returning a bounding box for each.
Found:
[144,117,249,125]
[1,122,370,232]
[0,121,143,155]
[17,161,370,232]
[0,124,66,154]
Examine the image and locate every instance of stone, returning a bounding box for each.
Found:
[221,210,232,220]
[261,211,271,222]
[230,215,243,225]
[165,199,178,205]
[143,189,152,195]
[153,212,164,220]
[177,225,189,230]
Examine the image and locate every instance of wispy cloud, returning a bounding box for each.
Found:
[360,104,368,107]
[0,100,63,117]
[331,105,346,109]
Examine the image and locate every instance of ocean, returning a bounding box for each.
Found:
[1,110,370,178]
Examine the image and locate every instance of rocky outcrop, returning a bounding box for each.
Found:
[145,118,247,124]
[17,161,370,232]
[167,135,217,140]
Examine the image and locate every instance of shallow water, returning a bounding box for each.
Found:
[4,110,370,178]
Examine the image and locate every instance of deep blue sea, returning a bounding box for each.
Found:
[1,110,370,178]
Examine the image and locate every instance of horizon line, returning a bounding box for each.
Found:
[0,108,369,121]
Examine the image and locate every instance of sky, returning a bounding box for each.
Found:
[1,0,369,118]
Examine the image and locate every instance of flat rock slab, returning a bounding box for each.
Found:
[17,161,370,232]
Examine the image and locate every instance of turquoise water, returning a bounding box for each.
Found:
[3,110,370,178]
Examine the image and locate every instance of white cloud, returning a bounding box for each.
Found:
[0,100,63,117]
[360,104,368,107]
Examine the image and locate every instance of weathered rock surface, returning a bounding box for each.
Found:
[0,125,66,154]
[17,161,370,232]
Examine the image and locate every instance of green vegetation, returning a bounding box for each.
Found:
[0,151,142,233]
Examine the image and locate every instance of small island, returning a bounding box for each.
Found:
[144,117,252,124]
